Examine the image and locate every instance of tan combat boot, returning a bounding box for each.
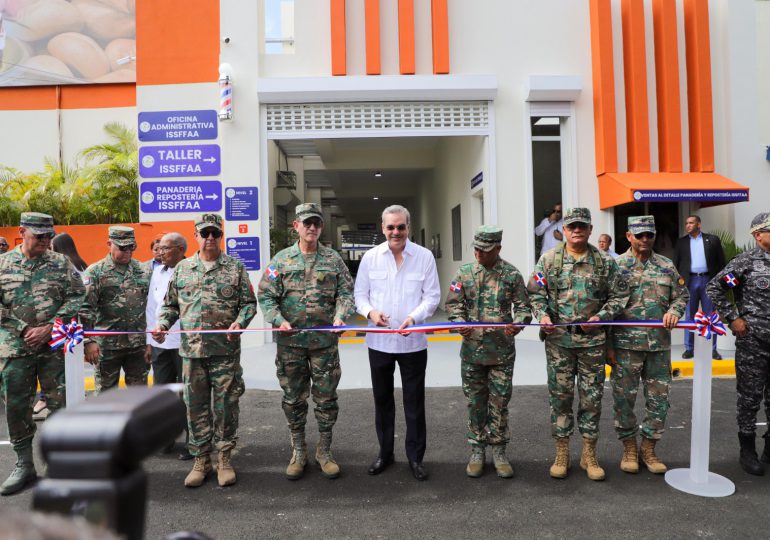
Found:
[549,437,570,479]
[466,445,485,478]
[640,437,667,474]
[0,446,37,496]
[315,431,340,479]
[492,445,514,479]
[217,449,236,487]
[286,431,307,481]
[620,437,639,474]
[184,454,212,488]
[579,437,606,481]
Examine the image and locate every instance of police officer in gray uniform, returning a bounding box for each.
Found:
[707,212,770,475]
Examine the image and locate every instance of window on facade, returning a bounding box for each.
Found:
[452,204,462,261]
[264,0,295,54]
[531,117,563,263]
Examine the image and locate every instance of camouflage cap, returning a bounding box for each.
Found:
[296,203,323,222]
[108,226,136,246]
[20,212,55,235]
[628,215,656,234]
[563,207,592,225]
[473,225,502,252]
[750,212,770,234]
[195,213,223,231]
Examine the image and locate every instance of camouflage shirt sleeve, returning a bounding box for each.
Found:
[595,257,631,321]
[79,262,100,342]
[444,267,468,322]
[157,265,181,331]
[54,261,86,324]
[510,269,534,325]
[257,256,286,327]
[706,256,743,325]
[666,265,689,319]
[527,255,551,321]
[333,257,356,322]
[234,262,257,328]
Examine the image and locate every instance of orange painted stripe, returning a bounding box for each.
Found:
[330,0,347,76]
[589,0,618,174]
[136,0,219,85]
[365,0,381,75]
[398,0,416,75]
[431,0,450,74]
[683,0,714,172]
[0,84,135,111]
[621,0,650,172]
[652,0,683,172]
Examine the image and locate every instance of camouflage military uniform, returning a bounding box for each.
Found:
[81,228,151,394]
[0,217,85,454]
[707,246,770,436]
[528,242,630,440]
[446,256,532,447]
[258,242,355,435]
[159,250,256,456]
[611,249,688,440]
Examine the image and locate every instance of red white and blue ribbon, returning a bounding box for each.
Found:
[49,318,84,353]
[692,310,727,339]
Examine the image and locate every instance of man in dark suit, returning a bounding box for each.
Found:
[673,215,726,359]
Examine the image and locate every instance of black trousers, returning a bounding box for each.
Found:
[368,348,427,463]
[151,347,183,385]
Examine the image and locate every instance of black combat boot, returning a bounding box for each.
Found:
[738,433,764,476]
[762,433,770,465]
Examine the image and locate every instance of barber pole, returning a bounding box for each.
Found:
[219,75,232,121]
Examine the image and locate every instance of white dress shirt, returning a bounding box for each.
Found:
[689,233,708,273]
[354,240,441,354]
[146,264,181,349]
[535,218,564,256]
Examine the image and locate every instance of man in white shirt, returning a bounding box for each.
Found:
[598,234,619,259]
[535,203,564,257]
[145,231,191,460]
[354,205,441,481]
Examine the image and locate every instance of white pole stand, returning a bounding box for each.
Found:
[665,333,735,497]
[64,342,86,407]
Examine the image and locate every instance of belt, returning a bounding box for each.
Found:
[690,272,709,276]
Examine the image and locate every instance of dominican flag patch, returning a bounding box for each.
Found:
[449,281,463,293]
[266,266,279,281]
[534,272,547,288]
[722,273,739,288]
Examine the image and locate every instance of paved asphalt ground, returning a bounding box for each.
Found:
[1,378,769,539]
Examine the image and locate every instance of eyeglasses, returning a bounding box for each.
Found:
[565,223,589,230]
[158,245,181,252]
[302,218,323,228]
[0,243,8,247]
[385,224,408,232]
[634,232,656,240]
[199,229,223,239]
[117,244,137,252]
[33,232,54,240]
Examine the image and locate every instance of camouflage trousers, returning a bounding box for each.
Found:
[610,348,671,440]
[0,349,65,451]
[95,346,148,395]
[276,344,341,434]
[545,342,606,440]
[735,335,770,435]
[461,357,514,446]
[183,354,245,456]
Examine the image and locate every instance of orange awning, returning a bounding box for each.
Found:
[598,172,749,209]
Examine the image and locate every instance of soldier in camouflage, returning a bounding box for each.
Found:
[154,213,256,488]
[445,226,532,479]
[528,207,630,481]
[0,212,85,495]
[707,212,770,476]
[258,203,355,481]
[608,216,688,475]
[81,226,151,394]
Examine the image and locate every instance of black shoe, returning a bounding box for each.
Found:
[712,350,723,360]
[409,461,428,481]
[368,455,394,475]
[682,350,694,359]
[178,450,193,461]
[738,433,765,476]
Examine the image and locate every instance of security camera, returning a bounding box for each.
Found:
[223,37,231,44]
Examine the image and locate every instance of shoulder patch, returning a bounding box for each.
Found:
[266,266,280,281]
[534,272,547,288]
[449,281,462,293]
[722,273,739,288]
[678,277,685,286]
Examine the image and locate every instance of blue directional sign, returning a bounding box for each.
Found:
[226,237,261,271]
[225,187,259,221]
[140,180,222,213]
[138,110,218,142]
[139,144,221,178]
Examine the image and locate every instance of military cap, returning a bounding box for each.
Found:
[563,207,592,225]
[296,203,324,222]
[628,215,656,234]
[473,225,503,252]
[195,213,223,231]
[20,212,54,235]
[750,212,770,234]
[108,226,136,246]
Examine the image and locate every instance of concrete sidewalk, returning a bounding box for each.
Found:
[1,378,768,539]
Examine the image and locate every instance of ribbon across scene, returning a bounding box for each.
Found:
[49,311,727,352]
